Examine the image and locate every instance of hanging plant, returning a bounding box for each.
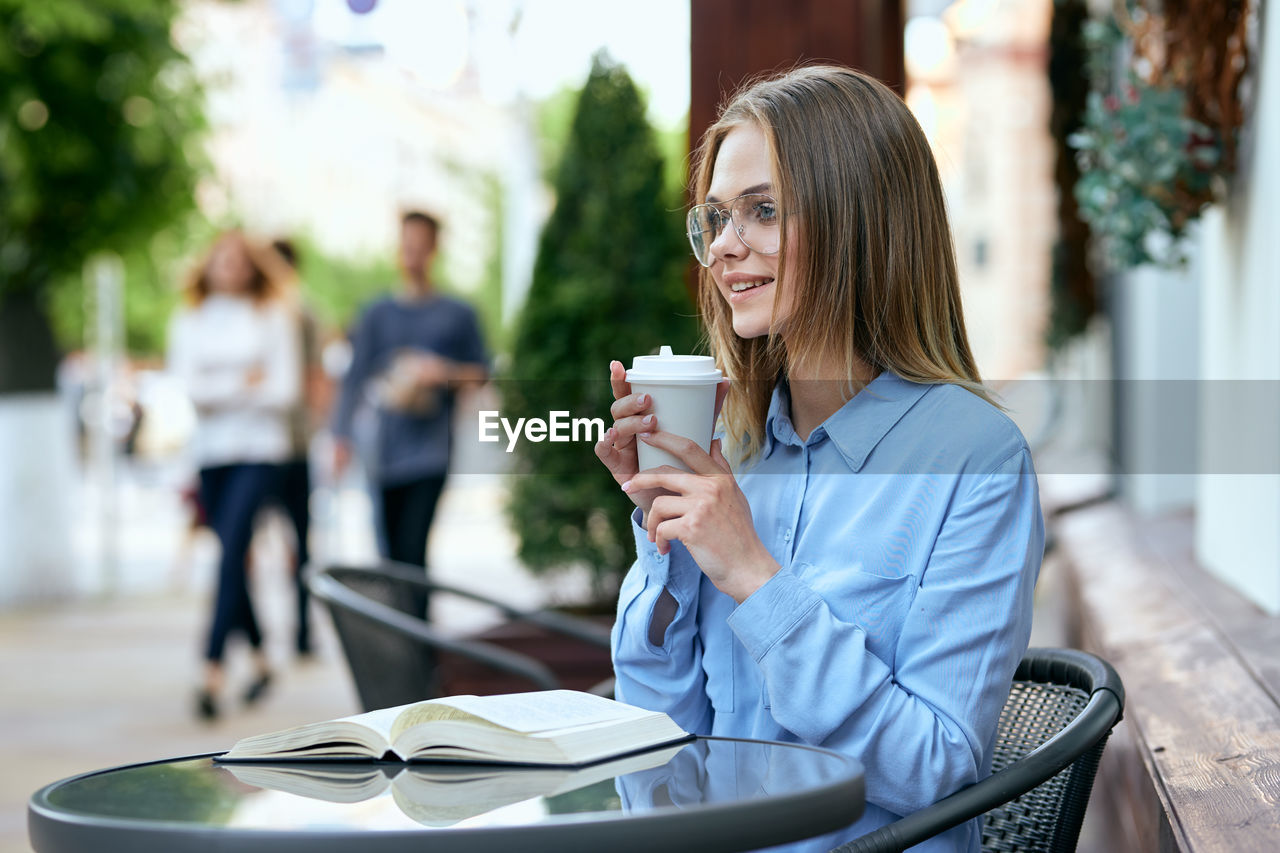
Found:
[1067,1,1249,271]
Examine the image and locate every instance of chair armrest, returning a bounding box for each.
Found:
[309,568,561,691]
[350,560,615,649]
[832,687,1123,853]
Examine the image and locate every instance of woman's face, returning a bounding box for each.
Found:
[206,236,255,294]
[705,122,795,339]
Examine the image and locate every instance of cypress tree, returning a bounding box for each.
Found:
[505,54,698,603]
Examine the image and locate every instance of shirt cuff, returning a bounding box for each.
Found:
[631,506,672,584]
[727,567,823,662]
[630,507,702,592]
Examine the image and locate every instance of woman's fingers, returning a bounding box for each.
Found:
[595,427,638,480]
[623,465,701,498]
[636,430,722,477]
[608,360,632,401]
[609,390,652,422]
[646,493,691,553]
[709,438,732,474]
[594,428,622,471]
[611,413,655,449]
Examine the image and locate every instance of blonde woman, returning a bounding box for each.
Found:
[598,67,1043,851]
[169,230,300,721]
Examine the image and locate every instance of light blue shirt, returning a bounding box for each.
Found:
[612,372,1044,852]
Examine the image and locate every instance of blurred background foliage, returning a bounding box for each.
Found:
[1068,12,1219,270]
[504,53,699,603]
[0,0,205,389]
[1063,0,1246,274]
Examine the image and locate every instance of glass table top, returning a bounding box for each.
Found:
[37,737,862,833]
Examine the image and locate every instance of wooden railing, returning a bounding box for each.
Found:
[1051,503,1280,852]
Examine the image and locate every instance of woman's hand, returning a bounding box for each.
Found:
[595,361,731,520]
[622,433,779,604]
[595,360,665,518]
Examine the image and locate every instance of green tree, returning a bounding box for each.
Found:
[505,54,699,604]
[0,0,204,389]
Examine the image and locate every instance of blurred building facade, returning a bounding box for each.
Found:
[178,0,542,315]
[943,0,1055,382]
[1100,1,1278,613]
[1189,1,1278,612]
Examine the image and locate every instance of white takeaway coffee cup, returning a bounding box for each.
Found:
[626,346,723,472]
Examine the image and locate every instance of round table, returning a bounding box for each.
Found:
[29,737,865,853]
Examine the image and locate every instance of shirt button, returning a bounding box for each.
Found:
[783,529,792,542]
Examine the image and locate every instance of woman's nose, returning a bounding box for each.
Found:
[708,220,748,263]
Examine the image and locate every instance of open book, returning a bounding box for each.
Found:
[224,743,688,826]
[217,690,690,767]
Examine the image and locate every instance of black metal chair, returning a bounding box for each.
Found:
[833,647,1125,853]
[308,561,615,712]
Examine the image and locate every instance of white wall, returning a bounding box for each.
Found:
[1114,257,1201,516]
[1194,1,1280,614]
[0,396,77,607]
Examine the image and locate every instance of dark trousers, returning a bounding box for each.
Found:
[275,457,312,653]
[380,474,447,618]
[380,474,447,567]
[199,463,279,662]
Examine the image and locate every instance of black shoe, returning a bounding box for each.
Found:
[243,672,273,706]
[196,689,218,722]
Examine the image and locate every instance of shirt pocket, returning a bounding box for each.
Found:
[795,562,918,669]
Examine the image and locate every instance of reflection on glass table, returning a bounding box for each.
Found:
[30,737,865,853]
[222,743,686,827]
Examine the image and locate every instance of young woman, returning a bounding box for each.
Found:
[169,230,301,721]
[597,66,1043,851]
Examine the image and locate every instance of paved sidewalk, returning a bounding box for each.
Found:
[0,471,589,853]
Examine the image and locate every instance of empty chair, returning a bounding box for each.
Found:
[308,561,614,711]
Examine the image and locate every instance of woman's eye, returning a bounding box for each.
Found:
[752,203,777,224]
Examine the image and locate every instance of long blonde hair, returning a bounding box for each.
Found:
[692,65,990,463]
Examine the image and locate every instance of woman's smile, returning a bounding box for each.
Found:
[724,271,776,301]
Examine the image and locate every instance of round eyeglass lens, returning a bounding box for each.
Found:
[686,194,779,267]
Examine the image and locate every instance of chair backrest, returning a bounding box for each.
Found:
[310,564,440,711]
[833,647,1124,853]
[309,561,610,712]
[980,651,1118,852]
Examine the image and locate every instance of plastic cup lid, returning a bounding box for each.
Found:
[626,345,723,384]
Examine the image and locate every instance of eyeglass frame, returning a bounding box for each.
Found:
[685,192,782,268]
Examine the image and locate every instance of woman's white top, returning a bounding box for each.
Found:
[168,294,302,468]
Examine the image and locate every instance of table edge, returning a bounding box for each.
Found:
[29,738,866,853]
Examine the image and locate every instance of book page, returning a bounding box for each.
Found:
[395,690,651,738]
[334,703,418,741]
[221,703,424,760]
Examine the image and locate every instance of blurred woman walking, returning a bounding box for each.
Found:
[168,230,300,721]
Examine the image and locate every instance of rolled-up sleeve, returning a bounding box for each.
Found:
[611,508,714,734]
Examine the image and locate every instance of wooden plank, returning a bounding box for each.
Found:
[1137,512,1280,708]
[1056,503,1280,852]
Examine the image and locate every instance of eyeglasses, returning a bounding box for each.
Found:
[686,193,780,268]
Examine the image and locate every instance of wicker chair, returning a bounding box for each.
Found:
[308,561,614,712]
[833,647,1125,853]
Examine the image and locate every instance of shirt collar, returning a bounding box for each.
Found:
[763,371,932,471]
[761,381,793,458]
